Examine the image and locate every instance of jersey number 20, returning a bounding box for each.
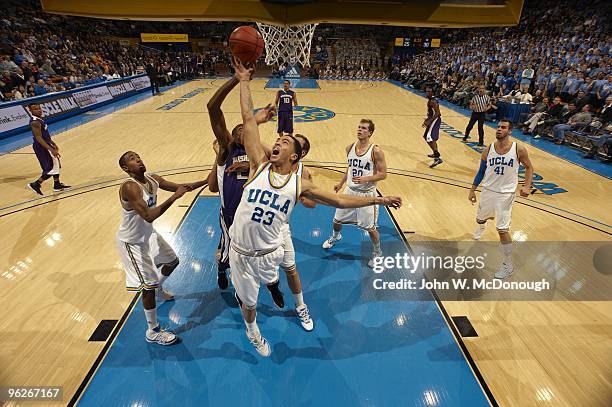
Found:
[251,207,275,226]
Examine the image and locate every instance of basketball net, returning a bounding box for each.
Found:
[256,22,318,67]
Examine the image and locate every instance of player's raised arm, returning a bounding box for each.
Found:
[235,59,266,171]
[517,144,534,197]
[301,178,401,209]
[122,181,188,223]
[207,77,239,161]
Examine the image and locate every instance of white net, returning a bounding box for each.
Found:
[256,22,318,67]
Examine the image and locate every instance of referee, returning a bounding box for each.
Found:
[463,85,491,146]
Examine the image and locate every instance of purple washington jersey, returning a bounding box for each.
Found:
[277,89,295,112]
[31,116,52,146]
[219,145,249,217]
[427,96,439,119]
[30,115,57,175]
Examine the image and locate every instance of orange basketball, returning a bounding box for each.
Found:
[229,26,265,64]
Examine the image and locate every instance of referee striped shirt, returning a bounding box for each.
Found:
[470,94,491,113]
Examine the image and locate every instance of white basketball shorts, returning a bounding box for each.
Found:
[116,231,178,291]
[476,188,515,231]
[333,187,378,230]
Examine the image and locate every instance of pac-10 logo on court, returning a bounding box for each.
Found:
[257,106,336,123]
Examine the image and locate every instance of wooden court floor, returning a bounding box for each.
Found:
[0,79,610,406]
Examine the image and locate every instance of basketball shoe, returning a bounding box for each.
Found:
[27,182,43,195]
[368,250,383,268]
[322,233,342,249]
[146,325,178,346]
[296,304,314,331]
[494,262,514,279]
[247,331,271,357]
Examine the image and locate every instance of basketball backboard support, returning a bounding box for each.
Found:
[41,0,525,28]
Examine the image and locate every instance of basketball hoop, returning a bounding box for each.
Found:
[256,22,318,67]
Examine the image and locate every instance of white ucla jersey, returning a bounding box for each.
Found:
[481,142,519,193]
[280,162,304,236]
[116,174,158,244]
[347,142,376,192]
[230,162,301,251]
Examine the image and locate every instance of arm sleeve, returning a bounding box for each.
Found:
[473,159,487,186]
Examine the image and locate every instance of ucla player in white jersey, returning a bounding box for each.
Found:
[322,119,388,267]
[468,119,534,279]
[231,60,401,356]
[116,151,207,345]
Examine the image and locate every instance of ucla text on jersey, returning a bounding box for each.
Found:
[246,188,291,226]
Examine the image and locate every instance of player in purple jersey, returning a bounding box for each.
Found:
[26,104,71,195]
[207,76,275,290]
[422,87,443,168]
[275,80,298,136]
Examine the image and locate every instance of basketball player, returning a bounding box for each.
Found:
[468,119,534,279]
[275,79,298,136]
[206,76,275,291]
[232,60,401,356]
[422,87,443,168]
[26,103,71,195]
[212,133,316,331]
[321,119,388,268]
[116,151,207,345]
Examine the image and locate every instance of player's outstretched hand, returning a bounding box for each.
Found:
[333,183,343,193]
[226,161,250,174]
[381,196,402,209]
[232,57,254,82]
[254,103,276,124]
[173,185,189,199]
[468,190,477,204]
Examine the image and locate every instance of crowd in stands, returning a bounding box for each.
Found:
[0,0,231,103]
[390,0,610,159]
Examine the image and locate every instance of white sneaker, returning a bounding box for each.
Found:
[322,234,342,249]
[156,287,175,304]
[474,224,486,240]
[494,262,514,279]
[296,305,314,331]
[247,331,271,357]
[146,326,178,346]
[367,251,383,268]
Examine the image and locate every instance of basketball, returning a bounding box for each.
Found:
[229,26,264,64]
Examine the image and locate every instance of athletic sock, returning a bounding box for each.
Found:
[144,308,158,330]
[332,229,340,239]
[158,274,168,288]
[373,241,381,254]
[293,291,305,308]
[502,242,513,265]
[245,320,260,336]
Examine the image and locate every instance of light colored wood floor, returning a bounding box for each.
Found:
[0,79,610,406]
